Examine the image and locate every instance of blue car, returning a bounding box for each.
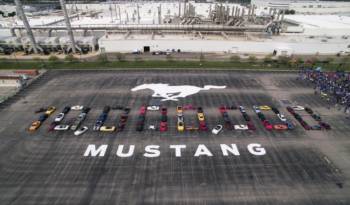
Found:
[38,114,48,122]
[286,121,295,130]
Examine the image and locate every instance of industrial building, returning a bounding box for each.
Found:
[0,76,25,88]
[0,0,349,56]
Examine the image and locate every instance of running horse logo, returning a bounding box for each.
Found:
[131,83,226,101]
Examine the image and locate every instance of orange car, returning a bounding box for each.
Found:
[29,121,41,131]
[176,106,183,114]
[274,124,288,130]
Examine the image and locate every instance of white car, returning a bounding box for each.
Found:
[239,106,246,113]
[74,126,88,136]
[147,106,159,111]
[253,105,261,113]
[54,125,70,131]
[234,125,249,130]
[278,114,287,122]
[212,125,223,135]
[54,113,65,122]
[148,125,156,130]
[292,106,304,111]
[71,105,84,111]
[177,115,184,123]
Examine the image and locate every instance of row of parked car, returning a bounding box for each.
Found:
[160,107,168,132]
[136,106,147,132]
[93,106,130,132]
[48,106,90,135]
[29,106,57,131]
[175,106,209,132]
[219,105,255,131]
[287,106,331,130]
[29,104,331,134]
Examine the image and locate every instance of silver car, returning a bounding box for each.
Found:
[74,126,88,136]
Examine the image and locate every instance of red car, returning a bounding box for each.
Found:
[160,121,167,132]
[199,121,208,131]
[48,122,58,132]
[139,106,146,115]
[219,106,227,114]
[183,104,195,110]
[247,122,256,131]
[263,120,273,130]
[120,115,128,122]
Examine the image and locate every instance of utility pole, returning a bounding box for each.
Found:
[14,0,39,54]
[137,4,140,24]
[158,5,162,24]
[109,4,113,22]
[60,0,76,53]
[118,6,121,23]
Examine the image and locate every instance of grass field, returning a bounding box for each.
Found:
[0,58,349,71]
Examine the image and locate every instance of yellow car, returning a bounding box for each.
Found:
[29,121,41,131]
[100,126,116,132]
[177,122,184,132]
[259,105,271,111]
[176,106,183,114]
[45,106,56,115]
[320,93,330,101]
[197,113,205,121]
[321,92,328,98]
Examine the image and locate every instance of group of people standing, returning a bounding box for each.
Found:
[298,68,350,114]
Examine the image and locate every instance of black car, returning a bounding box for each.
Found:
[319,122,331,130]
[83,107,91,114]
[138,115,145,122]
[242,113,250,121]
[223,112,231,123]
[112,105,124,110]
[35,107,46,113]
[271,107,279,114]
[103,106,111,113]
[136,122,144,132]
[305,107,313,114]
[229,105,238,110]
[124,107,131,114]
[62,106,71,114]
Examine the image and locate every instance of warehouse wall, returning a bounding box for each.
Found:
[99,38,349,55]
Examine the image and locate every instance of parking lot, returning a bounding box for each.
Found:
[0,70,349,205]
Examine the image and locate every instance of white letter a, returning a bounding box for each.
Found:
[194,144,213,157]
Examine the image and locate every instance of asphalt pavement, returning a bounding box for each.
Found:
[0,70,349,205]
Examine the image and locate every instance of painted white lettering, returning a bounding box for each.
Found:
[170,145,186,157]
[247,143,266,156]
[144,145,160,158]
[84,144,108,157]
[220,144,240,156]
[116,145,135,157]
[194,144,213,157]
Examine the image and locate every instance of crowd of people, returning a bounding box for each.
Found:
[298,68,350,113]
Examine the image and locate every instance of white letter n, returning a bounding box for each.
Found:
[220,144,240,156]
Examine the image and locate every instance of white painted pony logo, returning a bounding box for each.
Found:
[131,83,226,101]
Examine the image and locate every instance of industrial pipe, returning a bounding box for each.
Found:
[10,24,268,32]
